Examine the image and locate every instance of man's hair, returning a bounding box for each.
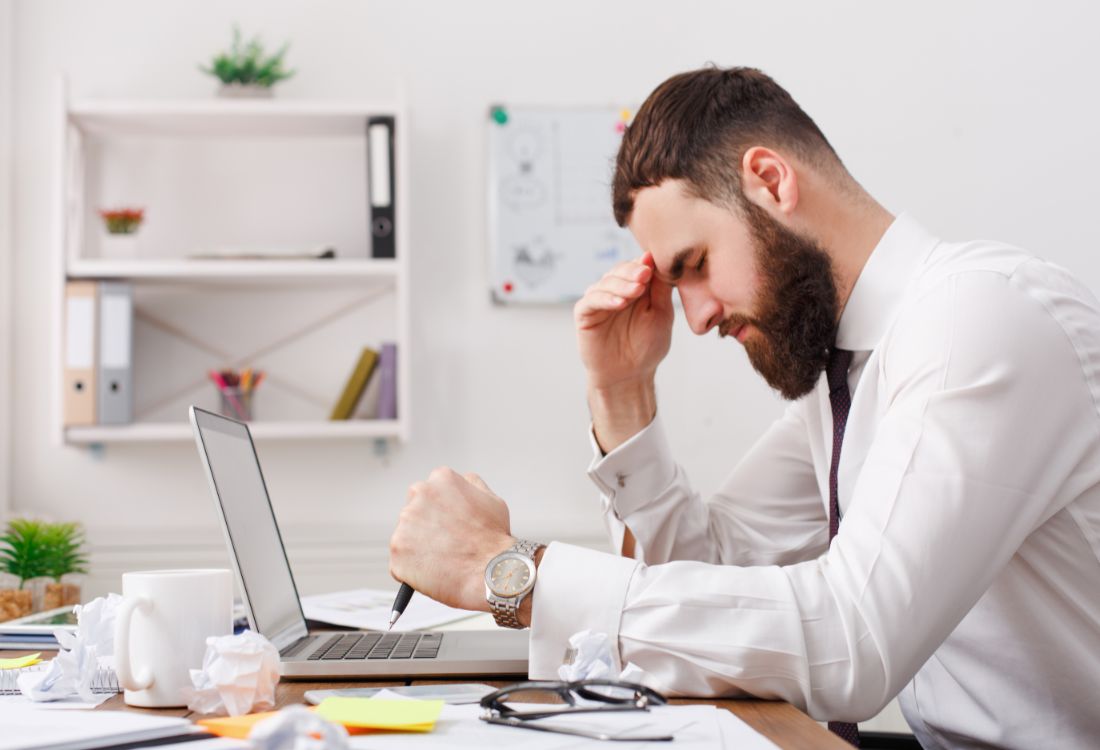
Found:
[612,66,843,226]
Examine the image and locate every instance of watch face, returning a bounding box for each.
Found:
[489,555,533,597]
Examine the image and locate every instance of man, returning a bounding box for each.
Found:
[389,67,1100,748]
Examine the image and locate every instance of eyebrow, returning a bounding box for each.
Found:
[666,247,697,283]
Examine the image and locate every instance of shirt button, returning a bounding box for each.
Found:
[616,472,627,488]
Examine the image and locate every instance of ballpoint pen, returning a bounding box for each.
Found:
[389,582,414,630]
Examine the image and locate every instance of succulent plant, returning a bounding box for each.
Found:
[0,519,88,587]
[200,25,295,88]
[0,519,48,587]
[41,522,89,582]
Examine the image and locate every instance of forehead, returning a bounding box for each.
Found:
[628,180,748,272]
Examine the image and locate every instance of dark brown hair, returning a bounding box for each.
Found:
[612,66,841,226]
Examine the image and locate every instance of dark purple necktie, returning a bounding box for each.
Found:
[826,347,860,747]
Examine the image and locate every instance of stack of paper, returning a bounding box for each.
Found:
[0,706,199,750]
[301,588,479,631]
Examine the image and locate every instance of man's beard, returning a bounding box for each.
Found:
[720,202,840,400]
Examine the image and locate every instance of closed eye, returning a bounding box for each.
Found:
[694,252,707,273]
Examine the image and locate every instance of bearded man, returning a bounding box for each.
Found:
[389,67,1100,749]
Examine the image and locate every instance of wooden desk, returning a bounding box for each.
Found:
[6,649,848,749]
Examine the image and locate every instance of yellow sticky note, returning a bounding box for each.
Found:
[315,697,444,732]
[0,653,41,670]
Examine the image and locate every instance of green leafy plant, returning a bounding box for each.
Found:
[0,519,48,588]
[0,519,88,588]
[41,522,88,582]
[200,25,295,87]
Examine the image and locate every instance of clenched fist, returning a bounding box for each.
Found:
[389,468,515,613]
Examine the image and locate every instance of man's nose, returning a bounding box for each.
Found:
[679,287,720,335]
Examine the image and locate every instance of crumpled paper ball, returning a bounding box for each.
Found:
[185,630,280,716]
[558,629,652,686]
[249,705,349,750]
[19,593,121,702]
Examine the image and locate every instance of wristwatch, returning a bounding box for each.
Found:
[484,538,545,629]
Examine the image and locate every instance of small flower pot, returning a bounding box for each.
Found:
[23,576,54,613]
[44,580,82,610]
[0,588,32,622]
[217,83,275,99]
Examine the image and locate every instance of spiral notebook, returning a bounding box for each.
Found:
[0,662,120,696]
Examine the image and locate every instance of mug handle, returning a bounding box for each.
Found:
[114,595,154,691]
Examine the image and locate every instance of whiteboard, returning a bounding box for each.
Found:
[487,105,640,304]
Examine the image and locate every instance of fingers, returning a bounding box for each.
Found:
[574,290,627,324]
[463,472,492,493]
[428,465,458,483]
[575,257,655,325]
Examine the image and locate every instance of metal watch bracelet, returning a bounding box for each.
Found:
[488,538,545,629]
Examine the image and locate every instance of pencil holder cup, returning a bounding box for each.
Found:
[218,387,253,421]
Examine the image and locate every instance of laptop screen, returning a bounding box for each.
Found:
[191,407,307,647]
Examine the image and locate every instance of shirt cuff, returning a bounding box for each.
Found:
[529,542,639,679]
[586,413,677,518]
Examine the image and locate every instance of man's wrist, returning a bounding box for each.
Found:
[588,380,657,454]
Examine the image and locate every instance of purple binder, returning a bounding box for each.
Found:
[377,342,397,419]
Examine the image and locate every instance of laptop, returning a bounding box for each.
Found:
[189,405,529,679]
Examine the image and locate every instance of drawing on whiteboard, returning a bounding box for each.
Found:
[512,237,556,288]
[488,105,640,304]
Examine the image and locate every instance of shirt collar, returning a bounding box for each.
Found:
[834,213,940,352]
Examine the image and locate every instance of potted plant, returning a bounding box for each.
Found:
[42,522,88,610]
[200,25,295,97]
[98,206,145,258]
[0,519,46,621]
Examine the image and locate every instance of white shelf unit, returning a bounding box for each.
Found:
[66,258,400,284]
[65,419,403,444]
[53,81,411,445]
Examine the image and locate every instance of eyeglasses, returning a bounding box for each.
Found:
[479,679,673,742]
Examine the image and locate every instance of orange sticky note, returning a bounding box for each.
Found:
[200,710,384,739]
[198,711,281,740]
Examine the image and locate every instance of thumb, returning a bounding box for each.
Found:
[648,272,674,314]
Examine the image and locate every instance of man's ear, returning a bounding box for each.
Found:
[740,146,799,217]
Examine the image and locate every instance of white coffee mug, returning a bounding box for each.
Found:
[114,568,233,707]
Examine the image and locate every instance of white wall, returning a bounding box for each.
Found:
[13,0,1100,580]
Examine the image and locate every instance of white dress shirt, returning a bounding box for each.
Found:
[529,214,1100,749]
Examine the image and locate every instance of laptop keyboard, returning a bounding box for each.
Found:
[282,632,444,660]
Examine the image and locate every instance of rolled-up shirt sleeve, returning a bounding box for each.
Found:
[531,270,1093,721]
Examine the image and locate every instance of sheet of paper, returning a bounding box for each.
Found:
[315,696,443,731]
[306,684,495,705]
[343,702,783,749]
[0,693,112,709]
[301,588,479,631]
